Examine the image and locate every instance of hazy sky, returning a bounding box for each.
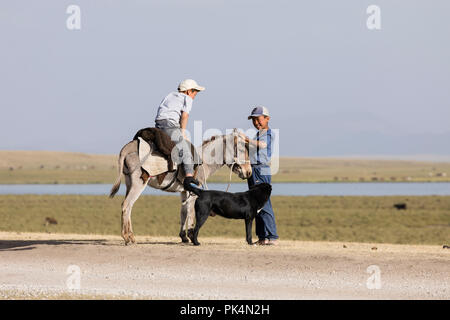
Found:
[1,1,449,157]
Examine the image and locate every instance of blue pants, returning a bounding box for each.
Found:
[247,165,279,240]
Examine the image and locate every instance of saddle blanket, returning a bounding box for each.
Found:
[138,137,175,176]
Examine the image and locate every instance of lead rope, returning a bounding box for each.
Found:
[201,164,209,190]
[225,160,236,192]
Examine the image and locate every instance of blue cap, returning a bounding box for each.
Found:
[248,106,270,119]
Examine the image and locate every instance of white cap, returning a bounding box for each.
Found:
[248,106,270,119]
[178,79,205,92]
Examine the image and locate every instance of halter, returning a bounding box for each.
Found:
[194,132,249,192]
[225,133,250,192]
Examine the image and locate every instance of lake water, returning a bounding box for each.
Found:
[1,183,450,196]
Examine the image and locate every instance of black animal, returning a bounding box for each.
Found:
[393,203,407,210]
[185,183,272,245]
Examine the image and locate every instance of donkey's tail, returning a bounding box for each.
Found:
[109,145,127,198]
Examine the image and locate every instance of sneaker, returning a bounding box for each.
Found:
[266,239,279,246]
[254,239,269,246]
[183,176,200,191]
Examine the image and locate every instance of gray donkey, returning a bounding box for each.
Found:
[109,129,252,245]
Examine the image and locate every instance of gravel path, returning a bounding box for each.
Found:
[0,232,448,299]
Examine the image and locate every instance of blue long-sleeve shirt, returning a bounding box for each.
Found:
[249,128,273,166]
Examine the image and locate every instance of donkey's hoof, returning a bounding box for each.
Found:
[187,228,194,240]
[122,232,136,246]
[124,240,137,246]
[122,235,129,245]
[179,230,190,243]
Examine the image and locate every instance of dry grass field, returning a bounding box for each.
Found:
[1,151,450,184]
[2,151,449,300]
[0,194,448,245]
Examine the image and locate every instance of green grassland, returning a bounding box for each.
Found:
[1,151,450,184]
[1,195,448,245]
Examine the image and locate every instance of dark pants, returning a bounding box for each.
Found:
[247,165,279,240]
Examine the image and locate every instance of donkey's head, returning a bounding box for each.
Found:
[223,128,252,180]
[200,128,252,180]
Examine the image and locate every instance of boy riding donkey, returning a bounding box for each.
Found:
[154,79,205,190]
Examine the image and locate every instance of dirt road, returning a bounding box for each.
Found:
[0,232,448,299]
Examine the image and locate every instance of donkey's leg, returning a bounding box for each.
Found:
[179,191,197,243]
[121,169,147,245]
[179,191,190,243]
[121,173,132,244]
[185,193,197,243]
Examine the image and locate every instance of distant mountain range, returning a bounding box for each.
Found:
[280,130,450,160]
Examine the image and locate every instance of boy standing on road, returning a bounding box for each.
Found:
[154,79,205,189]
[244,106,279,245]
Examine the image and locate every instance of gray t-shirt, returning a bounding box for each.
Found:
[155,91,193,127]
